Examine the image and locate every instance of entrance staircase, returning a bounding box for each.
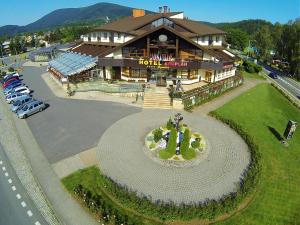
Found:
[143,88,172,109]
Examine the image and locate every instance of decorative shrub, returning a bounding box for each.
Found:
[8,67,14,72]
[149,143,156,149]
[166,117,173,130]
[180,129,190,158]
[165,128,177,155]
[191,140,200,148]
[152,128,163,143]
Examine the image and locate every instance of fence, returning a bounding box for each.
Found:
[72,79,144,94]
[181,74,244,110]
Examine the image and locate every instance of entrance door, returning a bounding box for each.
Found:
[205,71,213,82]
[151,70,167,86]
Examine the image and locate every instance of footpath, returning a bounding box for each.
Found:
[0,93,98,225]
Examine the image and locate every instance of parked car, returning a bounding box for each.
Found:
[10,86,31,95]
[3,82,25,95]
[10,96,34,112]
[2,77,20,87]
[17,100,46,119]
[3,72,19,80]
[2,79,21,89]
[5,92,28,104]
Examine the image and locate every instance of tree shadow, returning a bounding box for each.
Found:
[267,126,284,141]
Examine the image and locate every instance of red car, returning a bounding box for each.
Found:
[2,77,20,88]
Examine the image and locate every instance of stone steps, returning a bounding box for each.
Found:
[143,91,172,109]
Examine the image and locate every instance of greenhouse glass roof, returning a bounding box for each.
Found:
[48,52,97,77]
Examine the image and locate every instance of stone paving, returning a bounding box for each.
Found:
[97,109,250,204]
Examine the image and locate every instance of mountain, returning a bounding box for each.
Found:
[0,2,145,36]
[204,19,274,35]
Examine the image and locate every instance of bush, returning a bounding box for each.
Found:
[165,127,177,155]
[166,117,173,130]
[180,129,191,159]
[152,128,163,143]
[8,67,14,72]
[191,140,200,148]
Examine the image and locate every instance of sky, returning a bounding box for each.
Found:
[0,0,299,26]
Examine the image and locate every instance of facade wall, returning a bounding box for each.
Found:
[83,32,134,44]
[193,35,223,46]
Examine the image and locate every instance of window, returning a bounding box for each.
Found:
[117,33,121,39]
[103,32,108,39]
[151,18,174,28]
[216,36,219,42]
[189,70,198,79]
[130,69,147,78]
[201,36,205,42]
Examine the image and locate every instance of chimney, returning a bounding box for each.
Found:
[159,7,162,13]
[163,6,168,13]
[132,9,145,18]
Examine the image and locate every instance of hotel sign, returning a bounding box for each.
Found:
[138,59,188,68]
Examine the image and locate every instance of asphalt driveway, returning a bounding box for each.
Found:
[20,64,141,163]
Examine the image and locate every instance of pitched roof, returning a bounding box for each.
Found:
[72,43,115,57]
[97,25,231,62]
[93,12,180,34]
[92,12,225,37]
[171,19,226,36]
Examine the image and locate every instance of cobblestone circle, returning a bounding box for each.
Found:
[97,109,250,204]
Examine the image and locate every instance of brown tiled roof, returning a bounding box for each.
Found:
[93,12,181,34]
[71,43,115,57]
[171,19,226,36]
[92,12,225,37]
[209,49,237,61]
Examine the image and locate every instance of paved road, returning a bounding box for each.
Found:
[97,110,250,203]
[256,60,300,99]
[0,144,47,225]
[275,75,300,98]
[20,65,141,163]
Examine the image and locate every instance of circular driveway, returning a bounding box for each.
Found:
[97,109,250,204]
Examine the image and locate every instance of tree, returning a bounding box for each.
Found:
[253,25,273,61]
[225,28,249,51]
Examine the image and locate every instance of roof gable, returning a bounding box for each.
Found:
[99,25,224,59]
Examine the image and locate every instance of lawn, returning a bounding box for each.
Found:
[241,70,266,80]
[212,83,300,225]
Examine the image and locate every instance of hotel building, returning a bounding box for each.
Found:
[49,6,238,87]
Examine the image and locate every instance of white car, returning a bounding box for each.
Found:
[3,72,19,80]
[12,86,31,95]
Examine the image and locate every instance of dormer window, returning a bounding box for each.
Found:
[151,18,174,28]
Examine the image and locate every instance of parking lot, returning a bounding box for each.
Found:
[10,64,141,163]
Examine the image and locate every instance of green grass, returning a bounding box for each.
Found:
[241,71,266,80]
[62,166,162,225]
[212,83,300,225]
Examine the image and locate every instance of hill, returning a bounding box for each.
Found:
[0,2,146,36]
[205,19,274,35]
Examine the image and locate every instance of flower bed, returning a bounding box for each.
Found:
[145,123,206,161]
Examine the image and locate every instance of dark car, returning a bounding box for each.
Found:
[1,73,19,84]
[2,77,20,88]
[269,72,278,79]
